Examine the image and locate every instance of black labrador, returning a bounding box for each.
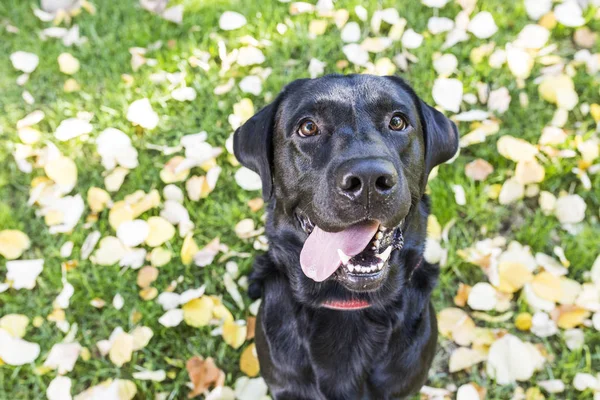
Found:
[233,74,458,400]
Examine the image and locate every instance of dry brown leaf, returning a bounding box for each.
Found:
[137,266,159,288]
[465,159,494,181]
[186,356,225,398]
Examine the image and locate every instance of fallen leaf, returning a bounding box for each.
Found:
[432,78,463,112]
[145,217,175,247]
[468,11,498,39]
[554,195,587,224]
[47,376,72,400]
[186,356,225,398]
[0,230,31,260]
[10,51,39,73]
[6,259,44,290]
[240,343,260,377]
[44,342,81,374]
[126,98,159,130]
[438,307,476,346]
[449,347,487,372]
[109,332,134,367]
[486,334,544,385]
[532,272,563,302]
[0,314,29,338]
[0,328,40,365]
[219,11,247,31]
[183,296,214,327]
[58,53,80,75]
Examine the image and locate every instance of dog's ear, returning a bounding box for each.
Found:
[419,100,459,175]
[233,101,279,199]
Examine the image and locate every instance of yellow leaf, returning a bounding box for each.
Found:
[222,320,247,349]
[108,201,134,230]
[160,156,189,183]
[87,187,111,213]
[139,287,158,301]
[182,297,214,328]
[212,304,234,324]
[0,230,31,260]
[181,234,199,266]
[44,156,77,188]
[57,53,80,75]
[150,247,172,267]
[497,262,534,293]
[557,307,590,329]
[0,314,29,338]
[109,332,133,367]
[240,343,260,377]
[145,217,175,247]
[130,326,153,351]
[532,271,562,302]
[590,104,600,123]
[438,308,476,346]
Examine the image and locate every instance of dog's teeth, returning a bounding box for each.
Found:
[373,240,380,248]
[347,264,355,273]
[337,249,351,265]
[377,262,383,270]
[375,246,393,263]
[380,226,387,232]
[375,232,383,240]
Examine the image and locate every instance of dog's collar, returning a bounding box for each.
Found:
[321,299,371,310]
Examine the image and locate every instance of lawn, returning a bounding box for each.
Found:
[0,0,599,399]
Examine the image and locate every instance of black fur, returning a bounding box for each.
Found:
[234,74,458,400]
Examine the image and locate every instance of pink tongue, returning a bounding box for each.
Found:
[300,221,379,282]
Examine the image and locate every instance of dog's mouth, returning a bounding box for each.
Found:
[296,212,404,294]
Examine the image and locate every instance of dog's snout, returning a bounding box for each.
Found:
[336,159,398,204]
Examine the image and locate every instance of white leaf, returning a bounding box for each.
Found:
[531,312,558,338]
[236,46,265,66]
[126,98,159,130]
[54,282,75,309]
[44,342,82,374]
[113,293,124,310]
[573,373,600,391]
[308,58,326,79]
[564,328,584,350]
[515,24,550,49]
[6,259,44,290]
[158,309,184,327]
[433,54,458,76]
[171,87,197,102]
[538,379,565,394]
[157,292,181,310]
[432,78,463,112]
[235,167,262,191]
[219,11,247,31]
[468,11,498,39]
[401,29,423,49]
[486,334,543,385]
[97,128,138,170]
[555,195,586,224]
[342,43,369,66]
[341,21,361,43]
[0,329,40,365]
[456,383,480,400]
[234,377,269,400]
[47,376,72,400]
[10,51,39,73]
[54,118,93,141]
[428,17,454,34]
[467,282,498,311]
[525,0,552,20]
[239,76,262,95]
[421,0,450,8]
[132,369,166,382]
[117,220,150,247]
[555,1,585,27]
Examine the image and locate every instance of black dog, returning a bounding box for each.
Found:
[234,74,458,400]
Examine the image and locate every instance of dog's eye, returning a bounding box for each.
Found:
[389,114,408,131]
[298,120,319,137]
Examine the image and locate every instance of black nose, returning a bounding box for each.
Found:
[336,158,398,205]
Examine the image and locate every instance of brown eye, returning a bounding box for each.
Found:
[298,120,319,137]
[389,114,408,131]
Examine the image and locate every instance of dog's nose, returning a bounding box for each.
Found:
[336,159,398,205]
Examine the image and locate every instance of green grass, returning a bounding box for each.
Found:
[0,0,599,399]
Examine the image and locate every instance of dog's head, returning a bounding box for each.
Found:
[234,75,457,310]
